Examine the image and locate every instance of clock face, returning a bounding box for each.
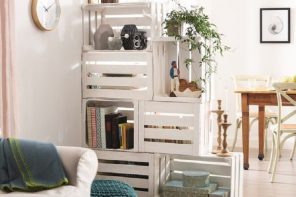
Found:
[32,0,61,31]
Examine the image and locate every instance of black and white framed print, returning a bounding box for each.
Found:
[260,8,290,43]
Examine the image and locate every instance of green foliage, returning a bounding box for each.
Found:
[163,3,230,89]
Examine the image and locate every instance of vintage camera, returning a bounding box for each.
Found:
[121,24,147,50]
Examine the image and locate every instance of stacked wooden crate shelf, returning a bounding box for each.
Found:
[81,1,242,197]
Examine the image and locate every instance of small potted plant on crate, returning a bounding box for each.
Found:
[163,2,229,95]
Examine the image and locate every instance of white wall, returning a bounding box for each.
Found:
[14,1,83,146]
[210,0,296,148]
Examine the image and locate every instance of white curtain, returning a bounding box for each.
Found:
[0,0,18,137]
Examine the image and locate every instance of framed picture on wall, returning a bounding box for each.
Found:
[260,8,290,43]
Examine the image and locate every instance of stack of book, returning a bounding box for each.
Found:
[86,105,134,150]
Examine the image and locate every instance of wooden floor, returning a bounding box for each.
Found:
[243,149,296,197]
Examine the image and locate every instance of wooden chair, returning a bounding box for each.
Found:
[231,75,277,152]
[268,82,296,182]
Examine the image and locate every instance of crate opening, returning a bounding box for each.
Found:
[85,100,136,150]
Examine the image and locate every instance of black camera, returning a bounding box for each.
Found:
[121,24,147,50]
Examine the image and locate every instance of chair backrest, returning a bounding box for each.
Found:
[233,75,271,113]
[273,82,296,125]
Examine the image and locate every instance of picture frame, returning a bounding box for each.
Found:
[260,8,290,43]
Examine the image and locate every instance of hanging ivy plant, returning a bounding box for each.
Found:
[163,2,230,89]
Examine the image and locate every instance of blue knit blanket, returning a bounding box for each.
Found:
[0,138,68,192]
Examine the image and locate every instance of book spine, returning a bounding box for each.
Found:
[105,115,113,149]
[111,118,120,149]
[86,107,92,147]
[90,107,97,148]
[127,127,134,149]
[96,107,102,148]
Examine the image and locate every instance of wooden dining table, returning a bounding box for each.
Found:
[235,89,296,170]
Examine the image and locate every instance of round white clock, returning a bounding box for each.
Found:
[31,0,61,31]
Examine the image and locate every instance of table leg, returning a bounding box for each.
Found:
[242,94,249,170]
[258,105,265,160]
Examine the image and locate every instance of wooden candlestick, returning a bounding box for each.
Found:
[211,100,224,154]
[217,114,232,157]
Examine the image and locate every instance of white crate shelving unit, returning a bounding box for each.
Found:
[82,51,153,100]
[139,100,210,156]
[96,150,159,197]
[81,1,241,197]
[159,153,243,197]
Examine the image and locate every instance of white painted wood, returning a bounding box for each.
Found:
[84,89,150,100]
[143,101,196,114]
[144,128,193,141]
[86,64,148,74]
[82,2,151,12]
[97,150,152,163]
[96,175,149,189]
[138,101,145,152]
[82,52,152,100]
[95,150,156,197]
[144,115,194,127]
[136,191,149,197]
[83,51,151,63]
[103,17,152,27]
[153,95,201,103]
[144,142,193,155]
[98,163,150,175]
[86,77,147,88]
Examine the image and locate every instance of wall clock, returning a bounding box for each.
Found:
[31,0,61,31]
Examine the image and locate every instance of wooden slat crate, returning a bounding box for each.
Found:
[82,1,163,49]
[82,99,139,152]
[158,153,243,197]
[139,101,209,156]
[95,150,160,197]
[82,51,153,100]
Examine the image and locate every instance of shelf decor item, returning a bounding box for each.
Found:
[121,24,147,50]
[211,100,224,154]
[94,24,114,50]
[107,36,122,50]
[163,3,230,90]
[260,8,290,43]
[217,114,232,157]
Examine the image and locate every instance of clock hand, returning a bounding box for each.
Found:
[46,2,55,11]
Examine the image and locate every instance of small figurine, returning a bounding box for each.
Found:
[169,61,180,93]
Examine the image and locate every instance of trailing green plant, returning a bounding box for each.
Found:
[163,2,230,89]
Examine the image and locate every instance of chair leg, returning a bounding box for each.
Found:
[268,132,275,174]
[231,119,241,152]
[264,119,269,155]
[270,133,280,183]
[289,137,296,160]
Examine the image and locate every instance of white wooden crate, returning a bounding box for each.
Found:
[158,153,243,197]
[152,38,202,101]
[95,150,159,197]
[82,1,163,49]
[82,99,139,152]
[82,51,153,100]
[139,101,209,156]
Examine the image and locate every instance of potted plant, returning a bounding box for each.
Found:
[163,2,230,91]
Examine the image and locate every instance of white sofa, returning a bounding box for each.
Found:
[0,146,98,197]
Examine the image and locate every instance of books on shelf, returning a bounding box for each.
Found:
[86,105,134,150]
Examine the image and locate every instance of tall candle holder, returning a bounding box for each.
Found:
[211,100,224,154]
[217,114,232,157]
